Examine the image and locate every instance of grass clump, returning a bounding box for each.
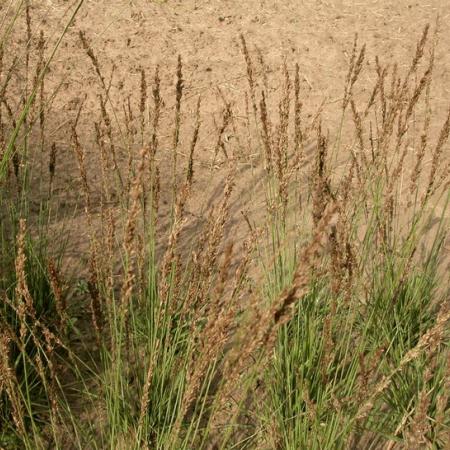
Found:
[0,4,449,448]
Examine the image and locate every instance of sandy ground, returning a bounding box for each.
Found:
[38,0,450,120]
[3,0,450,271]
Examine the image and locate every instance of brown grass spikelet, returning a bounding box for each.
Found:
[350,99,367,181]
[123,95,136,150]
[35,29,46,152]
[172,55,184,195]
[87,246,103,343]
[24,0,32,101]
[408,21,439,201]
[364,58,384,117]
[94,121,114,206]
[99,94,124,190]
[120,146,149,318]
[136,338,161,440]
[213,100,232,164]
[152,164,161,221]
[274,60,291,216]
[292,62,304,169]
[230,233,257,301]
[104,208,116,308]
[71,115,92,218]
[123,111,134,192]
[15,219,36,343]
[240,34,258,122]
[210,243,234,315]
[139,67,147,144]
[174,55,184,145]
[434,354,450,443]
[260,90,273,173]
[187,96,201,185]
[2,98,19,181]
[0,47,3,155]
[0,331,26,436]
[355,346,385,406]
[0,55,18,103]
[389,61,399,103]
[256,44,269,95]
[201,167,235,280]
[343,34,366,110]
[41,331,59,422]
[422,107,450,204]
[48,258,67,333]
[311,123,332,226]
[408,23,430,79]
[151,65,162,158]
[328,219,344,295]
[48,141,56,191]
[387,24,430,133]
[79,30,107,91]
[405,364,434,448]
[403,63,432,131]
[409,80,432,202]
[243,91,253,158]
[343,34,358,105]
[351,43,366,88]
[0,44,3,84]
[158,181,190,304]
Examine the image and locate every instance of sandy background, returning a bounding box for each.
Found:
[3,0,450,271]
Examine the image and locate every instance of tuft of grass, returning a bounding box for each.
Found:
[1,6,449,449]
